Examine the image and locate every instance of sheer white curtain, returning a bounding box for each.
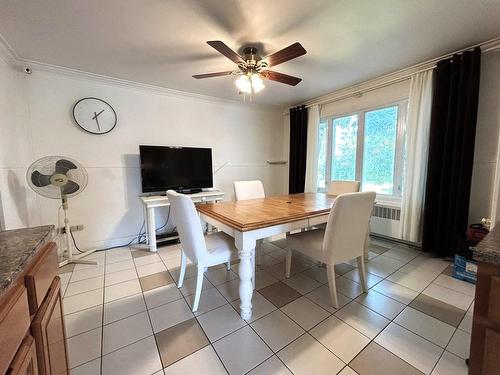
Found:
[305,105,320,192]
[400,70,434,243]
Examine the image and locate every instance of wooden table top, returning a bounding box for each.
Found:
[196,193,336,232]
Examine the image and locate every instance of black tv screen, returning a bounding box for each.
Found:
[139,145,213,193]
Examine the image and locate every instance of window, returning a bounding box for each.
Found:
[318,101,407,200]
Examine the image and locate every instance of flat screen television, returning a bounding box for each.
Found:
[139,145,213,193]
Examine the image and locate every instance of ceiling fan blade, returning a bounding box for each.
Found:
[55,159,77,175]
[61,180,80,195]
[31,170,52,187]
[192,71,234,79]
[264,42,306,68]
[260,70,302,86]
[206,41,244,64]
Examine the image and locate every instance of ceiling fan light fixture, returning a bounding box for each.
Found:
[250,74,265,92]
[235,73,265,94]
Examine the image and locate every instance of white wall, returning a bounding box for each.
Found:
[469,51,500,225]
[0,61,285,249]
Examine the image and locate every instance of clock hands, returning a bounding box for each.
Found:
[92,109,105,131]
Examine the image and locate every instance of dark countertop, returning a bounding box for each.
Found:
[0,225,55,297]
[473,221,500,264]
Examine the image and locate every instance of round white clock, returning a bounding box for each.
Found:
[72,97,117,135]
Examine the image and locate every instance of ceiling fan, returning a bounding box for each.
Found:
[193,41,306,94]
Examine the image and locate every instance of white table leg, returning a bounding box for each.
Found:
[143,204,149,245]
[235,232,255,320]
[147,207,157,252]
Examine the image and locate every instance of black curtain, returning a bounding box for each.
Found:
[289,105,308,194]
[422,47,481,257]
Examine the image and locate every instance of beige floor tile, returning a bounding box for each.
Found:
[133,253,163,267]
[446,329,470,359]
[103,292,146,324]
[382,246,420,263]
[104,267,138,286]
[215,278,241,301]
[59,263,75,274]
[70,266,105,282]
[64,305,103,338]
[373,280,419,304]
[155,318,209,368]
[255,269,280,290]
[258,281,302,308]
[338,366,359,375]
[387,270,432,292]
[375,323,443,374]
[231,291,277,323]
[343,269,382,288]
[458,311,473,333]
[213,326,272,375]
[334,263,356,275]
[433,274,476,297]
[283,273,321,294]
[394,307,455,347]
[63,288,103,315]
[59,272,72,285]
[66,327,102,369]
[277,333,345,375]
[131,248,155,258]
[102,336,162,375]
[105,259,135,273]
[179,274,213,296]
[197,304,246,342]
[409,294,466,327]
[264,262,288,280]
[69,358,101,375]
[280,296,330,330]
[136,261,168,277]
[365,261,397,278]
[247,355,292,375]
[102,311,153,354]
[163,345,226,375]
[149,298,193,333]
[205,267,237,286]
[305,285,351,313]
[422,283,474,311]
[65,276,104,297]
[431,351,468,375]
[310,315,370,363]
[143,283,183,310]
[355,289,405,320]
[139,271,174,292]
[104,278,142,303]
[335,277,364,299]
[350,342,423,375]
[371,255,406,270]
[335,301,390,339]
[186,287,227,316]
[251,310,304,351]
[302,265,329,284]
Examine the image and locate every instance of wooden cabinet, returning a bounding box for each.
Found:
[0,241,67,375]
[31,277,68,375]
[469,261,500,374]
[8,335,38,375]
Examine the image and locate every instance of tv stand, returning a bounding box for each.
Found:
[178,188,202,194]
[139,190,225,252]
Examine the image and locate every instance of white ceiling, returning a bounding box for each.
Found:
[1,0,499,107]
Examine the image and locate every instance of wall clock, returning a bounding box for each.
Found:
[72,97,117,135]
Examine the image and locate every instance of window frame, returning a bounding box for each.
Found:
[320,99,408,203]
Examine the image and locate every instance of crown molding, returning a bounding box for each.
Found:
[0,33,282,112]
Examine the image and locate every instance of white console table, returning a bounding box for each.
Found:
[139,190,225,252]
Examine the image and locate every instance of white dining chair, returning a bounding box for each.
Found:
[233,180,265,289]
[285,191,376,308]
[167,190,236,312]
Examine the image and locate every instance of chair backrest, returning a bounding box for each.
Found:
[167,190,208,263]
[233,180,265,201]
[323,191,375,263]
[327,180,361,196]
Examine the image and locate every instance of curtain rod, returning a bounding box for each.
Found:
[288,36,500,112]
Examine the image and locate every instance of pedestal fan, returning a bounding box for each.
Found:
[27,156,97,267]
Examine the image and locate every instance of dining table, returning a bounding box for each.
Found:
[196,192,338,320]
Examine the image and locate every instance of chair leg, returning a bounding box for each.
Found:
[251,250,256,290]
[177,251,187,288]
[356,256,368,292]
[192,266,204,312]
[364,224,371,260]
[326,264,339,308]
[285,248,292,278]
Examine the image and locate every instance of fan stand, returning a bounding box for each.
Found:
[58,196,98,267]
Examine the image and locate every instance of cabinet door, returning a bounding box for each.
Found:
[31,277,69,375]
[8,335,38,375]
